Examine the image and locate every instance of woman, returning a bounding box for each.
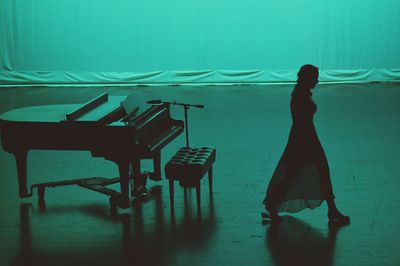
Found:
[262,64,349,223]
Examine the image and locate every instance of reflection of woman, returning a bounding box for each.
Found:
[266,216,344,266]
[262,64,349,223]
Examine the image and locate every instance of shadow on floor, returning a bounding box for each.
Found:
[265,215,348,266]
[13,186,216,266]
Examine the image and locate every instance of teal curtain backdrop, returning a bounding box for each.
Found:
[1,0,399,86]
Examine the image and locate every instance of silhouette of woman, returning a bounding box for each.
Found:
[262,64,349,223]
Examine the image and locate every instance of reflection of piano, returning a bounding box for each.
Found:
[0,93,184,208]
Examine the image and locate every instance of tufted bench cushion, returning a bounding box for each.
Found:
[165,147,216,187]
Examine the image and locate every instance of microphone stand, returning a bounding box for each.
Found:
[171,101,204,147]
[147,100,204,147]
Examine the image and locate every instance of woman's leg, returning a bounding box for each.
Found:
[314,152,349,222]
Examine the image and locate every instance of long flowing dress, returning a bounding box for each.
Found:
[263,86,335,213]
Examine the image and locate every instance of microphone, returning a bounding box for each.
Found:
[146,100,162,104]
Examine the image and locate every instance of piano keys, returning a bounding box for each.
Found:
[0,93,184,208]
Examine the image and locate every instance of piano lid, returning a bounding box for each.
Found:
[65,93,109,121]
[0,104,80,123]
[0,94,126,123]
[0,93,164,125]
[70,95,125,122]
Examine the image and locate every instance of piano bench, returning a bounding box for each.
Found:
[165,147,216,210]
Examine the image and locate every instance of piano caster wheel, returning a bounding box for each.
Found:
[109,195,130,209]
[38,186,45,200]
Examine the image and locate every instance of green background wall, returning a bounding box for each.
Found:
[1,0,399,85]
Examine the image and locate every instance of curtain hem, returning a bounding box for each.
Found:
[1,68,399,87]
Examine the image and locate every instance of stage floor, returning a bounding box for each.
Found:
[0,83,399,266]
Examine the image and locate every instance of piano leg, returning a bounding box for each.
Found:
[112,160,130,209]
[15,151,29,198]
[130,159,147,197]
[151,150,162,181]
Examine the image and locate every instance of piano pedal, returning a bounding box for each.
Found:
[130,172,149,197]
[131,185,149,198]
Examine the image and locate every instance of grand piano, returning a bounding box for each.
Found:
[0,93,184,208]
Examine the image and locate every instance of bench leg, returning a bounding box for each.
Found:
[183,187,188,201]
[169,179,174,209]
[196,181,201,214]
[208,166,213,194]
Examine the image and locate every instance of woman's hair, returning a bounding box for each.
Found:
[297,64,319,83]
[292,65,319,95]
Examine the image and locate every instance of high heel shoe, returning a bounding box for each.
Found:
[328,212,350,224]
[262,202,282,222]
[261,211,282,222]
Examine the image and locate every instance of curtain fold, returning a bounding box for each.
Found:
[1,69,399,87]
